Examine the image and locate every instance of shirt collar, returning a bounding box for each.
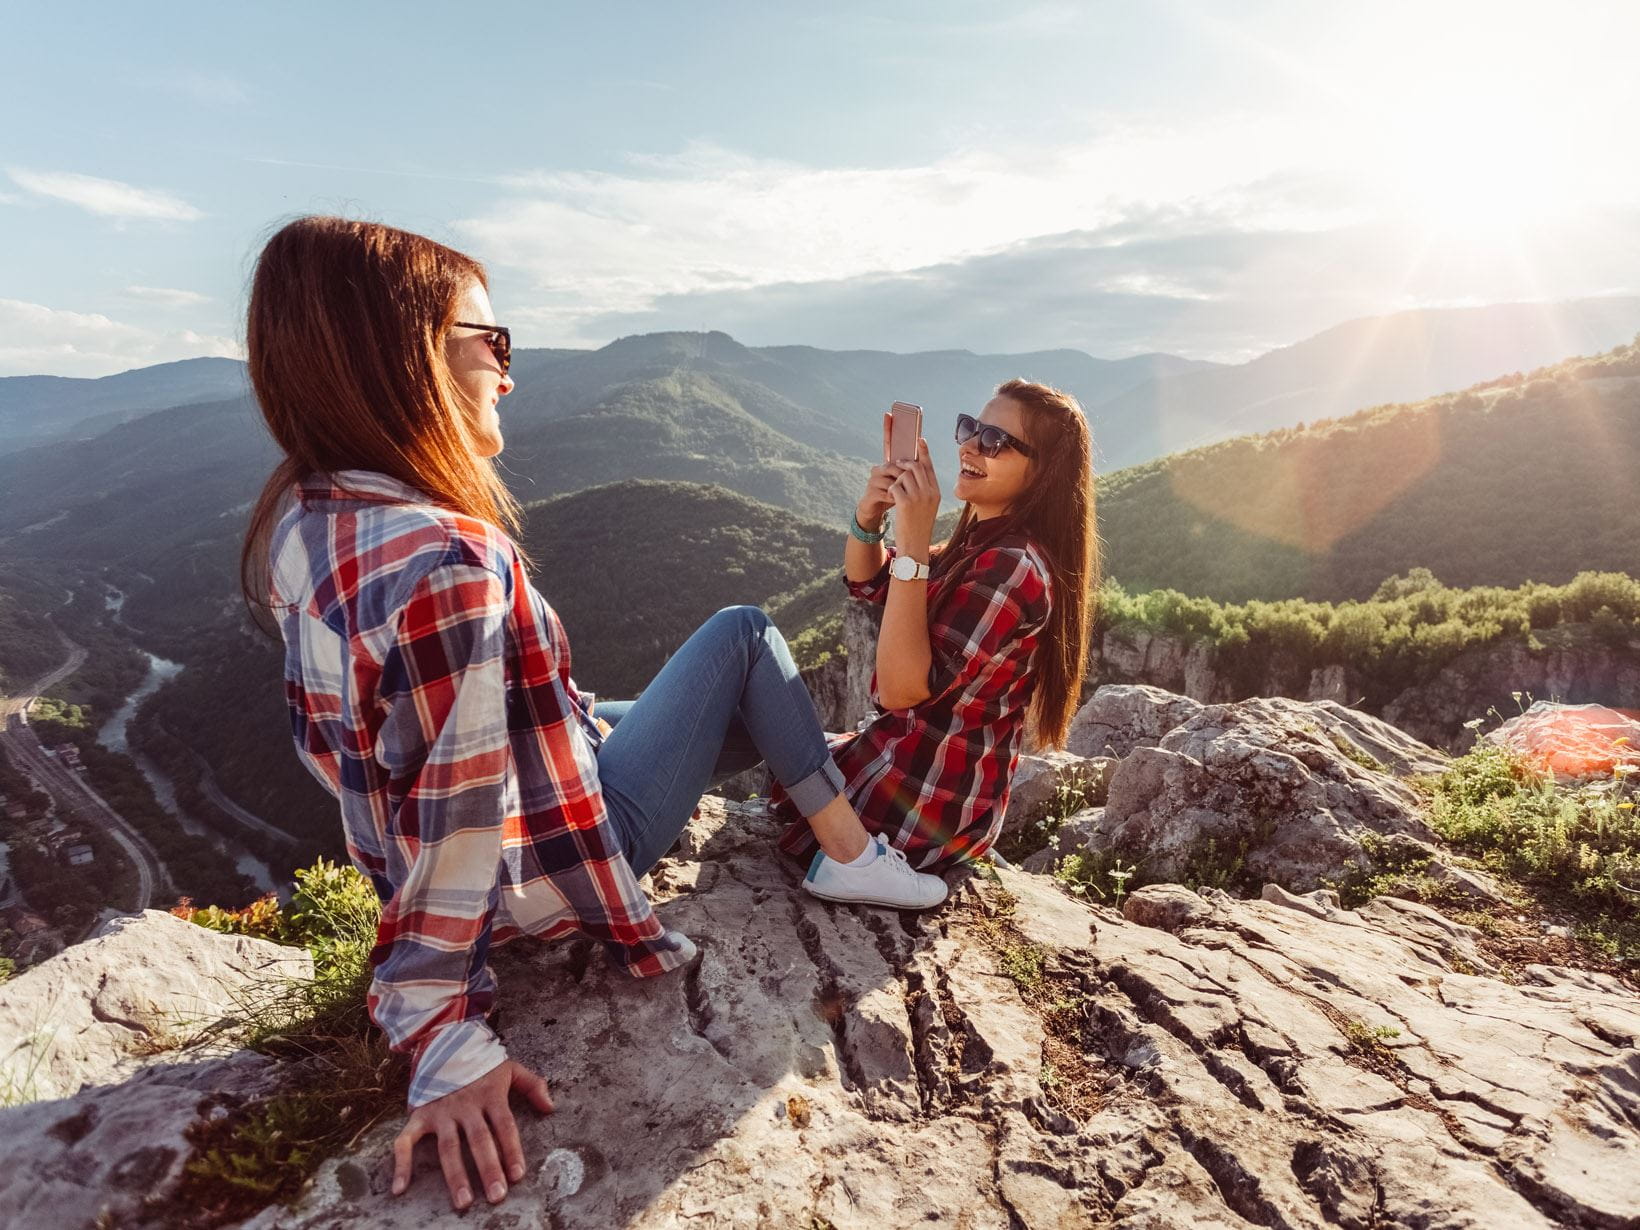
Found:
[295,468,434,507]
[953,510,1022,553]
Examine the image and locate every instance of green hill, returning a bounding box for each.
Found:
[1097,337,1640,603]
[502,372,863,523]
[516,480,846,696]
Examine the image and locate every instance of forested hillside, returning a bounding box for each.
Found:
[516,480,846,695]
[1097,337,1640,602]
[1089,297,1640,468]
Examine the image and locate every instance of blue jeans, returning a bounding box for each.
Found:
[595,605,845,876]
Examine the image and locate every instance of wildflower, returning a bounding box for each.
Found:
[1618,802,1636,811]
[1463,717,1485,731]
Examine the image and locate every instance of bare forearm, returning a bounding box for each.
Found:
[844,528,886,583]
[876,573,933,709]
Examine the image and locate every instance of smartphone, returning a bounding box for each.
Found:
[888,401,923,464]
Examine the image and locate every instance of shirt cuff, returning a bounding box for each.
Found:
[611,928,694,979]
[406,1017,510,1108]
[845,548,895,604]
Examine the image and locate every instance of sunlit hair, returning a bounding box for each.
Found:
[238,215,530,635]
[945,377,1099,748]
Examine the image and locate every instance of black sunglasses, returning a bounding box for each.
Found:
[452,321,512,373]
[955,412,1035,459]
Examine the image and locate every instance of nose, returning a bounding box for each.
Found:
[498,371,515,396]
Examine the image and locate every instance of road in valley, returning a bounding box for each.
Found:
[1,637,169,912]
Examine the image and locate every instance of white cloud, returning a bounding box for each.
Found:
[121,285,212,307]
[458,120,1356,346]
[7,168,203,221]
[0,298,240,377]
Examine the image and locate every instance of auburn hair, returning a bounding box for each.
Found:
[945,378,1099,748]
[238,215,530,635]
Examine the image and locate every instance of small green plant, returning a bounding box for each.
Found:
[1341,1017,1402,1063]
[996,940,1047,993]
[1415,741,1640,963]
[0,1026,55,1109]
[1323,832,1438,909]
[167,860,403,1226]
[1327,730,1388,773]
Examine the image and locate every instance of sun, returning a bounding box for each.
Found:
[1303,4,1637,247]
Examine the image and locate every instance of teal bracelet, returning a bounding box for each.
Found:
[849,512,887,544]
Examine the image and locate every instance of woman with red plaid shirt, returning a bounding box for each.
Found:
[237,217,946,1215]
[774,380,1099,878]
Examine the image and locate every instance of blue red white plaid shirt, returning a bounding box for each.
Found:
[269,469,687,1108]
[773,514,1052,869]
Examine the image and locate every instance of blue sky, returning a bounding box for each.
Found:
[5,1,1640,375]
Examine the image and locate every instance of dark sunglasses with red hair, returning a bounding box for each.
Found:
[955,412,1034,458]
[451,321,512,373]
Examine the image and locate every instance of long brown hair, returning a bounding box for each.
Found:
[946,378,1099,748]
[239,215,530,635]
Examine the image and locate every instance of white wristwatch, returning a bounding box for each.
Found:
[889,554,931,582]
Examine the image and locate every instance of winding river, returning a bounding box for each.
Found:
[96,589,280,897]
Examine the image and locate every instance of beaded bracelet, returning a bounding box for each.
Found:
[849,512,887,544]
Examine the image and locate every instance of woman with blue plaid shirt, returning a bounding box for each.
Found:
[240,217,945,1214]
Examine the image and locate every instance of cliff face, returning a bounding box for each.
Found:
[1094,623,1640,750]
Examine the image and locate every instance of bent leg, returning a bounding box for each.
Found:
[596,606,848,876]
[595,700,763,784]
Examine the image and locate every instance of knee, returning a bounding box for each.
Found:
[712,605,772,639]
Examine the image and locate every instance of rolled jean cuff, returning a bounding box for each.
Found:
[781,756,847,818]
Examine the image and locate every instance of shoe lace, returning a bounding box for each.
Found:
[879,842,919,878]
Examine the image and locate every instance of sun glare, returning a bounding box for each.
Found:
[1299,4,1639,245]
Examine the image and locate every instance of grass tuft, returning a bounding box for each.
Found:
[1414,744,1640,964]
[166,859,405,1228]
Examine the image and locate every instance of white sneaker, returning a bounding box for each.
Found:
[665,929,697,961]
[803,836,949,910]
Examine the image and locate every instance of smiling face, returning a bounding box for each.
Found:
[952,394,1033,519]
[444,280,514,458]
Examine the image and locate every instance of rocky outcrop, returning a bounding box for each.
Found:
[0,908,311,1104]
[1381,626,1640,751]
[1066,684,1207,759]
[998,751,1114,848]
[1069,689,1456,893]
[2,795,1636,1228]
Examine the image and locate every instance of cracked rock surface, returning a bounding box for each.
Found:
[0,908,312,1103]
[249,800,1638,1230]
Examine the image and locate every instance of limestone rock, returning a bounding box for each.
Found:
[999,751,1114,846]
[1122,883,1220,932]
[1095,694,1450,891]
[247,800,1636,1229]
[1065,684,1204,759]
[0,908,312,1103]
[0,1050,284,1230]
[5,796,1636,1229]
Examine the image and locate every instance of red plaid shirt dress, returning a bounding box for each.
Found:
[774,513,1053,870]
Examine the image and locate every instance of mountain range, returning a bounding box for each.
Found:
[1,299,1638,878]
